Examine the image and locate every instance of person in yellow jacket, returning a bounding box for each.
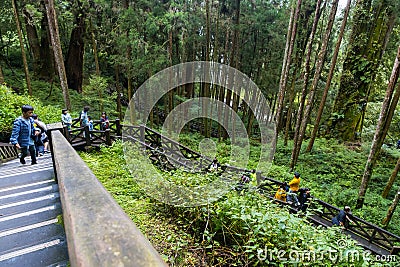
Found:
[274,183,287,202]
[289,172,301,192]
[287,172,301,205]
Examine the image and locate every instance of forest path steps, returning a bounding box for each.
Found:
[0,154,69,266]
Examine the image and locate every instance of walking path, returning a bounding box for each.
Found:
[0,154,69,266]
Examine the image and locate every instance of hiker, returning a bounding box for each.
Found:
[287,172,301,206]
[298,188,311,212]
[274,183,287,202]
[61,108,72,130]
[10,105,40,165]
[87,116,94,131]
[332,206,354,229]
[209,158,221,172]
[32,114,49,155]
[100,111,109,130]
[80,106,90,127]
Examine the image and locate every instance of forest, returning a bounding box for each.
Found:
[1,0,400,265]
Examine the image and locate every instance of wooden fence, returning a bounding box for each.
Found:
[0,142,18,163]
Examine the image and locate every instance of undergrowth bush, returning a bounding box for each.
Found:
[80,141,399,266]
[0,85,60,141]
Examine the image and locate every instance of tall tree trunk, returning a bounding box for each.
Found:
[223,0,240,140]
[307,0,352,152]
[382,188,400,227]
[291,0,339,169]
[89,18,100,76]
[39,1,55,81]
[0,65,4,84]
[123,0,132,123]
[330,0,395,141]
[22,6,41,77]
[203,0,211,137]
[44,0,71,110]
[271,0,302,160]
[65,0,86,93]
[382,158,400,199]
[289,0,323,169]
[12,0,32,96]
[356,46,400,209]
[115,65,122,120]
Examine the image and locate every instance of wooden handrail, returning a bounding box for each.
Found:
[50,129,167,266]
[0,142,18,163]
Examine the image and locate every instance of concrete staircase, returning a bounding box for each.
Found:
[0,154,69,266]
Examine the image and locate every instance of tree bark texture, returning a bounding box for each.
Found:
[356,45,400,209]
[39,1,55,80]
[65,0,86,93]
[271,0,302,160]
[0,65,4,84]
[382,157,400,199]
[291,0,339,169]
[330,0,395,141]
[307,0,352,152]
[44,0,71,110]
[382,190,400,227]
[12,0,32,95]
[289,0,323,169]
[22,6,41,76]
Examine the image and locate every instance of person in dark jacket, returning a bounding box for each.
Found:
[10,105,40,165]
[332,206,354,229]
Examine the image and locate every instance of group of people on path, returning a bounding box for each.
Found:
[274,172,311,212]
[61,106,109,131]
[274,171,354,229]
[11,105,110,165]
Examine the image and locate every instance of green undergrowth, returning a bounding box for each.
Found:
[0,85,61,140]
[178,132,400,237]
[80,141,398,266]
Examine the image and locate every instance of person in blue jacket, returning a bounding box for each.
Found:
[332,206,354,229]
[10,105,40,165]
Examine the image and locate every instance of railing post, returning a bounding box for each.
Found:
[47,122,64,182]
[105,129,111,146]
[116,119,122,137]
[63,125,71,141]
[84,126,91,146]
[140,124,146,150]
[256,171,262,186]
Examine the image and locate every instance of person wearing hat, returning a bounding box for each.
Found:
[332,206,354,229]
[61,108,72,130]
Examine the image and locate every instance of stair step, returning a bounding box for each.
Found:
[0,184,59,206]
[0,204,62,231]
[0,164,53,178]
[0,167,54,189]
[0,236,68,267]
[0,179,56,195]
[0,191,60,216]
[0,218,64,252]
